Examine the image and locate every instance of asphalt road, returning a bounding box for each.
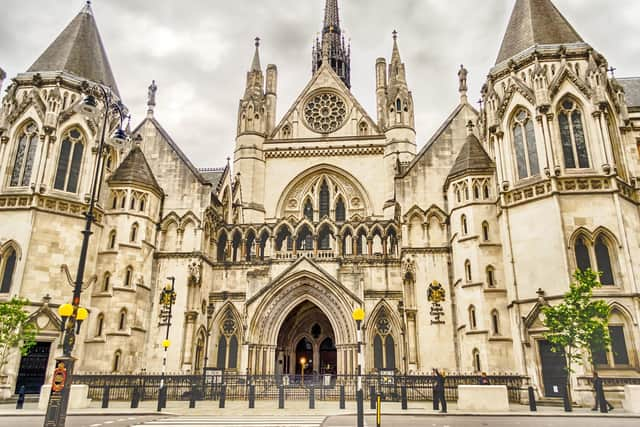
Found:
[323,415,640,427]
[0,415,161,427]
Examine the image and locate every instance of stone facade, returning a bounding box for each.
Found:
[0,0,639,401]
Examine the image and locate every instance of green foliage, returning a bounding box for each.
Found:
[0,298,37,373]
[541,269,611,375]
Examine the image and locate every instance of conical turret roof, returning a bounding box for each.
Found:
[448,134,494,180]
[109,145,162,194]
[28,2,119,95]
[496,0,583,65]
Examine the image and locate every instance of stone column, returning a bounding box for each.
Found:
[406,310,418,366]
[182,312,197,370]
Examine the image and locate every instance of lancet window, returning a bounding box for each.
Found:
[54,128,85,193]
[558,99,589,169]
[512,109,540,179]
[10,122,39,187]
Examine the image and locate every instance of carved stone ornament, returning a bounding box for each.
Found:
[188,260,202,286]
[428,280,446,325]
[303,92,348,133]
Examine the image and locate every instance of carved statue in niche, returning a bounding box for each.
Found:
[188,260,202,286]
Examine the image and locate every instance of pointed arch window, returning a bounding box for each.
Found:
[0,247,17,293]
[558,99,589,169]
[483,183,490,199]
[216,310,239,370]
[592,310,633,367]
[130,223,139,243]
[303,199,314,221]
[335,197,346,222]
[491,310,500,335]
[372,310,395,371]
[319,180,330,219]
[113,350,122,372]
[595,236,614,286]
[469,305,477,330]
[118,309,127,330]
[482,222,490,241]
[10,122,39,187]
[359,121,369,136]
[512,109,540,179]
[461,215,468,235]
[54,128,85,193]
[473,183,481,199]
[486,266,496,288]
[103,272,111,292]
[464,260,472,282]
[96,314,104,337]
[124,266,133,287]
[473,349,481,372]
[574,236,591,272]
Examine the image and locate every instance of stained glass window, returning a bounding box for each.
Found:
[10,123,38,187]
[595,236,614,285]
[319,180,330,219]
[0,248,17,293]
[575,237,591,271]
[384,335,395,370]
[54,129,85,192]
[559,99,590,169]
[610,326,629,365]
[512,110,539,179]
[303,199,313,221]
[373,335,383,370]
[335,197,346,222]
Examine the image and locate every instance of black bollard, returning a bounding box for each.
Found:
[376,393,382,427]
[528,386,537,412]
[356,389,364,427]
[101,385,110,409]
[339,385,345,409]
[131,387,141,409]
[401,385,408,410]
[309,384,315,409]
[249,384,255,409]
[278,385,285,409]
[219,384,226,408]
[370,385,376,409]
[433,384,439,411]
[562,385,572,412]
[16,385,25,410]
[189,384,197,409]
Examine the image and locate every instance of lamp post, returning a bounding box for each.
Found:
[43,84,128,427]
[203,302,215,374]
[300,357,307,386]
[157,277,176,411]
[352,307,365,427]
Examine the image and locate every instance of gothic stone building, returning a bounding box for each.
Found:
[1,0,639,403]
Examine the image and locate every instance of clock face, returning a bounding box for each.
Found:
[303,92,348,134]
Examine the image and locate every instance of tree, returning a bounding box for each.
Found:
[541,269,610,403]
[0,298,37,375]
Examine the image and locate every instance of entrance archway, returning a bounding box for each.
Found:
[276,301,337,375]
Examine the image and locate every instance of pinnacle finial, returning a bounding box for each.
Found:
[255,37,260,48]
[250,37,262,72]
[392,30,398,41]
[147,80,157,118]
[458,64,468,104]
[81,1,93,14]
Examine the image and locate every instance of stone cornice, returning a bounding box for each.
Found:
[0,193,104,223]
[265,144,384,159]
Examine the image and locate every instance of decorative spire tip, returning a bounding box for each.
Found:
[392,30,398,41]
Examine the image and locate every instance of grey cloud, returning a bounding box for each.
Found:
[1,0,638,168]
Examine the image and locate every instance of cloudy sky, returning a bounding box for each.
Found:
[1,0,639,168]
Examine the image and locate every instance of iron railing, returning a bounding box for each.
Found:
[73,372,529,403]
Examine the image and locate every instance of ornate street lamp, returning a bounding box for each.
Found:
[352,307,365,427]
[157,277,176,411]
[44,83,128,427]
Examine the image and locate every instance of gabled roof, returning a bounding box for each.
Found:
[618,77,640,108]
[199,168,227,192]
[496,0,583,65]
[108,145,162,194]
[28,2,119,95]
[271,61,380,138]
[131,117,211,186]
[447,134,494,181]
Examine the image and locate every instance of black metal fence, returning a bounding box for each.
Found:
[74,372,528,403]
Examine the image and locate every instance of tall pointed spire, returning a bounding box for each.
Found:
[312,0,351,88]
[391,30,401,65]
[28,1,119,95]
[251,37,262,72]
[496,0,584,64]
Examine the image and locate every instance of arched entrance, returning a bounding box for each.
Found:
[276,301,337,375]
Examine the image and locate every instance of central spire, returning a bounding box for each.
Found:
[312,0,351,88]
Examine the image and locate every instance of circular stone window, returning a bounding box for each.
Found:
[303,92,348,133]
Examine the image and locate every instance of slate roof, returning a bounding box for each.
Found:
[28,2,119,95]
[199,168,226,192]
[109,145,162,194]
[496,0,583,65]
[448,134,494,180]
[618,77,640,108]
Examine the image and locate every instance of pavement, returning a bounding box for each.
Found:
[0,400,640,427]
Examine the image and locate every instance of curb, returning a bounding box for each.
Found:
[0,411,177,417]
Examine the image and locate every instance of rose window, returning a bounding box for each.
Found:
[304,92,348,133]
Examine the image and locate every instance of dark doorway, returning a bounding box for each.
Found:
[295,338,313,375]
[319,337,337,374]
[538,340,567,398]
[16,341,51,394]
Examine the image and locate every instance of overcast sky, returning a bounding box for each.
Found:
[1,0,639,168]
